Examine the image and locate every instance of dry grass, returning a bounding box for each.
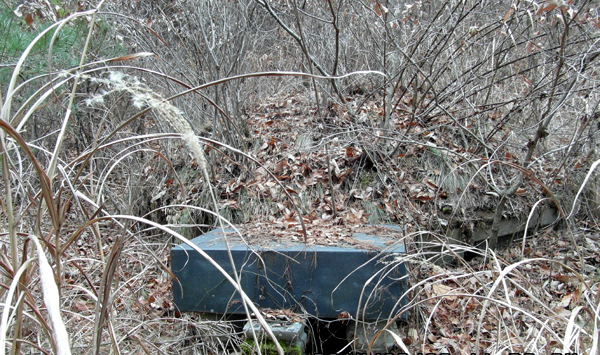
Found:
[395,228,600,354]
[0,0,599,354]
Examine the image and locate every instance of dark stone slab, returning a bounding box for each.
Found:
[471,205,559,242]
[171,225,407,320]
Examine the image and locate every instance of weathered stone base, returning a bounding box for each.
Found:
[346,320,398,353]
[243,320,308,355]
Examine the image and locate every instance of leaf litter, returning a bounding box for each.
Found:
[188,90,598,354]
[97,88,598,353]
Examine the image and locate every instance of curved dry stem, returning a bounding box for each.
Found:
[75,214,286,355]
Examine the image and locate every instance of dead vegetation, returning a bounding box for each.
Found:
[0,0,599,354]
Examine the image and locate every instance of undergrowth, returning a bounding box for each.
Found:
[0,0,599,354]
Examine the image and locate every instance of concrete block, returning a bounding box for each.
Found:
[243,320,308,353]
[472,206,559,242]
[171,226,408,320]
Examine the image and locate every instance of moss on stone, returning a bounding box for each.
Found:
[240,337,302,355]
